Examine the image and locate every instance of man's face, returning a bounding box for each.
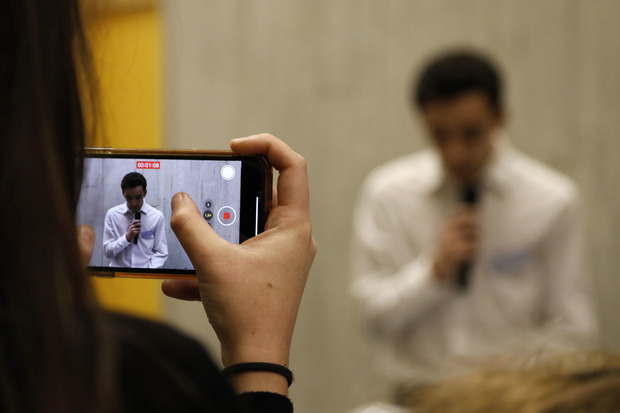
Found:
[123,186,146,214]
[421,91,503,184]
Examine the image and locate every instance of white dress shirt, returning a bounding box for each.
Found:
[350,140,598,382]
[103,201,168,268]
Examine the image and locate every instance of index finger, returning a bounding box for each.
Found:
[77,225,95,268]
[230,134,309,212]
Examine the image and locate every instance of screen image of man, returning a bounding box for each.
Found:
[350,51,598,386]
[103,172,168,268]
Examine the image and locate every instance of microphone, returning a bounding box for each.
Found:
[133,212,141,245]
[456,185,478,291]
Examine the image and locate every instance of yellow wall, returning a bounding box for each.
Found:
[88,5,164,319]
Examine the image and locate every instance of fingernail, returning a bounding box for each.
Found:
[171,192,184,209]
[231,136,251,144]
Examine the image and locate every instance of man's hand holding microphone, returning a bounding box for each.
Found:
[126,213,141,243]
[433,186,480,290]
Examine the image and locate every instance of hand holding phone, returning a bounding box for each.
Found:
[163,134,316,395]
[77,147,272,277]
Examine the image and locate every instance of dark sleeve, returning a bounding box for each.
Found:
[107,313,293,413]
[107,312,240,412]
[238,392,293,413]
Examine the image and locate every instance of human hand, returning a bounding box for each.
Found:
[162,134,316,394]
[433,207,478,281]
[77,224,95,268]
[125,220,141,242]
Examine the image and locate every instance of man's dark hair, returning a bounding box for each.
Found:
[413,51,503,113]
[121,172,147,192]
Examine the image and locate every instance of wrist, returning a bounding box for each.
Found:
[433,257,454,282]
[221,342,290,368]
[227,370,289,396]
[432,257,445,280]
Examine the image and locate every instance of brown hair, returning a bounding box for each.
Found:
[409,351,620,413]
[0,1,112,411]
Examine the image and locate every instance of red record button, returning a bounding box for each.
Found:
[217,206,236,226]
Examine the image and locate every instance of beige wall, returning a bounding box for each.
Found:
[160,1,620,412]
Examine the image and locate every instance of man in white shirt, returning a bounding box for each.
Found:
[103,172,168,268]
[350,52,598,386]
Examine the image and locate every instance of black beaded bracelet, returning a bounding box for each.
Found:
[222,362,294,387]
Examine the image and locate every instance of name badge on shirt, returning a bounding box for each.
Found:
[491,249,532,274]
[140,229,154,239]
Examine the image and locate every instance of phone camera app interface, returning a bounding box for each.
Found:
[77,157,242,271]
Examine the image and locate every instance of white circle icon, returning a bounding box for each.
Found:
[217,206,237,226]
[221,165,236,180]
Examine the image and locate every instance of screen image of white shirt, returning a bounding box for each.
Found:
[103,201,168,268]
[350,139,598,383]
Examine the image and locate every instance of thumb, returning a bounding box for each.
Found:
[170,192,230,268]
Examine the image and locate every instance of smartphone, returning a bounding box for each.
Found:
[77,148,272,278]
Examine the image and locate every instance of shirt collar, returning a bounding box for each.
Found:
[481,132,512,196]
[418,150,444,195]
[123,201,153,215]
[423,130,512,197]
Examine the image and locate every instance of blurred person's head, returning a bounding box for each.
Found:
[405,351,620,413]
[121,172,147,213]
[412,51,504,184]
[0,1,110,412]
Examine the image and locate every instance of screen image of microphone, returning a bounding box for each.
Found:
[133,212,141,244]
[456,186,478,291]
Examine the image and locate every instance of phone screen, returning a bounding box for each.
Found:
[77,152,270,276]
